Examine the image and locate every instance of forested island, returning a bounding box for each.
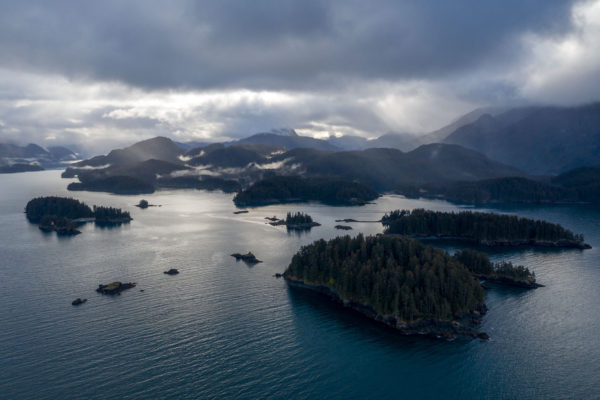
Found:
[233,176,379,207]
[381,209,590,249]
[267,212,321,230]
[25,196,131,235]
[284,234,489,339]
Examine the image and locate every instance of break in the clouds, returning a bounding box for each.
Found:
[0,0,598,151]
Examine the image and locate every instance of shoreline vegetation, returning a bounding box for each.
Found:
[381,209,591,249]
[284,235,492,339]
[396,167,600,205]
[25,196,132,235]
[233,176,379,207]
[267,212,321,230]
[284,234,544,339]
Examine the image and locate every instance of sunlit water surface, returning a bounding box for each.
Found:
[1,171,599,399]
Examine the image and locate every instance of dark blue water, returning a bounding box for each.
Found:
[1,171,599,399]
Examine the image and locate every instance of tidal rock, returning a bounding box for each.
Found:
[164,268,179,275]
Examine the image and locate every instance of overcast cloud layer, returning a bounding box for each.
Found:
[1,0,599,152]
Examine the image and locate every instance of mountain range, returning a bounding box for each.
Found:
[62,134,526,195]
[444,103,600,174]
[0,143,78,173]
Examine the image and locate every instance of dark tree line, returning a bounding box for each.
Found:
[233,175,379,206]
[285,212,314,225]
[395,167,600,205]
[382,209,584,243]
[25,196,93,222]
[453,249,533,280]
[284,234,485,322]
[39,215,77,230]
[25,196,130,224]
[93,206,131,221]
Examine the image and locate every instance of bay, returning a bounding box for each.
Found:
[1,170,599,399]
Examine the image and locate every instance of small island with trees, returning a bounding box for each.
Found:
[25,196,132,235]
[283,234,544,339]
[267,212,321,230]
[284,234,489,339]
[381,209,590,249]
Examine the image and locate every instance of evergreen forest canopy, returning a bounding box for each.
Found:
[25,197,94,222]
[285,212,314,225]
[93,205,131,222]
[284,234,485,322]
[382,209,585,245]
[397,167,600,205]
[25,196,131,223]
[453,248,533,281]
[233,175,379,207]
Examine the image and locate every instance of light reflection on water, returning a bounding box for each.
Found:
[0,170,599,399]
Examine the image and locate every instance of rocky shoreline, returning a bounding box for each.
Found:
[284,276,488,340]
[39,223,81,235]
[387,234,591,249]
[96,281,136,295]
[476,274,544,289]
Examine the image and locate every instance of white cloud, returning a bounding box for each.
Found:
[1,1,599,152]
[516,0,600,103]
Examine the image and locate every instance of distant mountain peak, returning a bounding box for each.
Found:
[268,128,298,137]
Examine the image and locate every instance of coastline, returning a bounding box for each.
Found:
[385,233,591,249]
[284,276,488,340]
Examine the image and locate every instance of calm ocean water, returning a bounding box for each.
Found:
[1,170,599,399]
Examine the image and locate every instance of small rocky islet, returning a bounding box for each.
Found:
[135,199,160,209]
[164,268,179,275]
[231,252,263,264]
[96,281,137,295]
[71,298,87,306]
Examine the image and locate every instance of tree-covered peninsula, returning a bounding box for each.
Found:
[453,249,540,288]
[284,234,489,339]
[233,175,379,207]
[25,196,131,234]
[382,209,590,249]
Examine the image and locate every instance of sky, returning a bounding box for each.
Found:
[1,0,600,152]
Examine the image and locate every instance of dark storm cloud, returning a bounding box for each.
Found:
[0,0,577,91]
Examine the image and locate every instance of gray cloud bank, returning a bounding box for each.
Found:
[1,0,599,152]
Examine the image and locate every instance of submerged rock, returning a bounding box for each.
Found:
[71,298,87,306]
